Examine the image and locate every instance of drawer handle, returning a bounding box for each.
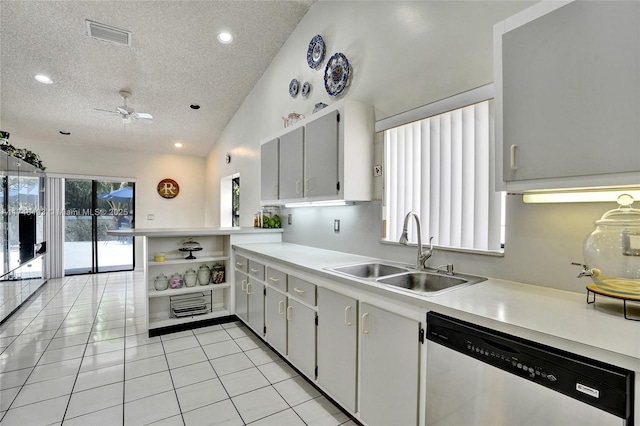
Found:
[250,268,259,274]
[286,305,292,321]
[236,262,244,268]
[344,306,352,326]
[510,144,518,171]
[269,277,280,283]
[279,300,285,315]
[293,287,306,294]
[361,313,369,335]
[247,282,252,295]
[241,279,247,292]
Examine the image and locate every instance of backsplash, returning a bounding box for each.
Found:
[281,197,612,294]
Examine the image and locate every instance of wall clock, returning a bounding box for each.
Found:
[157,178,179,199]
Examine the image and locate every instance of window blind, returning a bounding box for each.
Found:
[383,100,502,251]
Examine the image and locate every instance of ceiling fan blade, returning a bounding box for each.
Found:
[117,106,133,115]
[132,112,153,121]
[94,108,118,115]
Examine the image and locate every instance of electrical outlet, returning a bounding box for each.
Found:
[334,219,340,233]
[147,214,154,220]
[374,165,382,176]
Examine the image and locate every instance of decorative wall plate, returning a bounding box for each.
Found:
[324,52,350,96]
[301,81,311,97]
[306,34,326,69]
[289,79,299,97]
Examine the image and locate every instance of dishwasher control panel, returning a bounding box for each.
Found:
[426,312,633,422]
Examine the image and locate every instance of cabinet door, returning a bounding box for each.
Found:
[287,298,316,378]
[359,303,420,426]
[247,279,264,335]
[279,127,304,200]
[265,287,287,355]
[234,271,248,322]
[500,1,640,183]
[305,110,339,198]
[260,138,279,201]
[317,288,357,412]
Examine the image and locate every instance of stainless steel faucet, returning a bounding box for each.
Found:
[399,212,433,270]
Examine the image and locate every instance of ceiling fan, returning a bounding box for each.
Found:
[95,90,153,124]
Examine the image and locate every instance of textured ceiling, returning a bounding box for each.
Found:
[0,1,314,157]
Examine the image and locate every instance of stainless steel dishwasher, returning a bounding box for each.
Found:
[426,312,634,426]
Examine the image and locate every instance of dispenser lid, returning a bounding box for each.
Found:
[595,194,640,225]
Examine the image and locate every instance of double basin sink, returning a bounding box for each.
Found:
[328,262,486,296]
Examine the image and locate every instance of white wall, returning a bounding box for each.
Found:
[22,137,206,270]
[205,0,614,293]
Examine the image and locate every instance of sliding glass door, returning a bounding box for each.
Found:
[64,179,134,275]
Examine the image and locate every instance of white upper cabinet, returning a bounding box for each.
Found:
[260,99,373,204]
[494,0,640,191]
[260,138,279,203]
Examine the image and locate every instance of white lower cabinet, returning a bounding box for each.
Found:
[233,250,421,426]
[317,287,358,413]
[247,278,265,335]
[286,297,316,378]
[265,286,287,355]
[234,271,248,322]
[359,302,421,426]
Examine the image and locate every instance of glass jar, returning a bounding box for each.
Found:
[197,265,211,286]
[184,268,197,287]
[211,264,225,284]
[154,273,169,291]
[154,252,166,262]
[262,206,282,229]
[583,194,640,285]
[169,273,183,289]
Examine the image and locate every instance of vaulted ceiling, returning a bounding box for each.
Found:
[0,1,314,157]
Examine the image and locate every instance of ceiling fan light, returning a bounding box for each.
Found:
[34,74,53,84]
[218,31,233,44]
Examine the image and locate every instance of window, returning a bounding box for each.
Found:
[381,86,503,253]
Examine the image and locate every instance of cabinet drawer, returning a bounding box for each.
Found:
[266,267,287,291]
[235,255,248,273]
[288,276,316,306]
[248,260,265,281]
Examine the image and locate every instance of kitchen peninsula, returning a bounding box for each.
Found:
[109,227,282,335]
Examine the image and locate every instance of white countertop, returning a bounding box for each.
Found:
[108,227,283,237]
[233,242,640,371]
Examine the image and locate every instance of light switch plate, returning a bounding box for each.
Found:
[334,219,340,233]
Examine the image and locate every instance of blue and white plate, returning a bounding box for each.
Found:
[307,35,326,69]
[301,81,311,97]
[324,52,350,97]
[289,79,299,97]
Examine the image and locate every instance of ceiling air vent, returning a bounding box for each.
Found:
[86,20,131,47]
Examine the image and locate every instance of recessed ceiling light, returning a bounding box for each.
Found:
[59,131,71,135]
[34,74,53,84]
[190,104,200,110]
[218,32,233,44]
[174,142,183,148]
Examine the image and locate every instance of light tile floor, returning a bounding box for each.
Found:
[0,272,356,426]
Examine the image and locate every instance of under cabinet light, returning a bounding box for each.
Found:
[523,188,640,203]
[284,200,353,208]
[34,74,53,84]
